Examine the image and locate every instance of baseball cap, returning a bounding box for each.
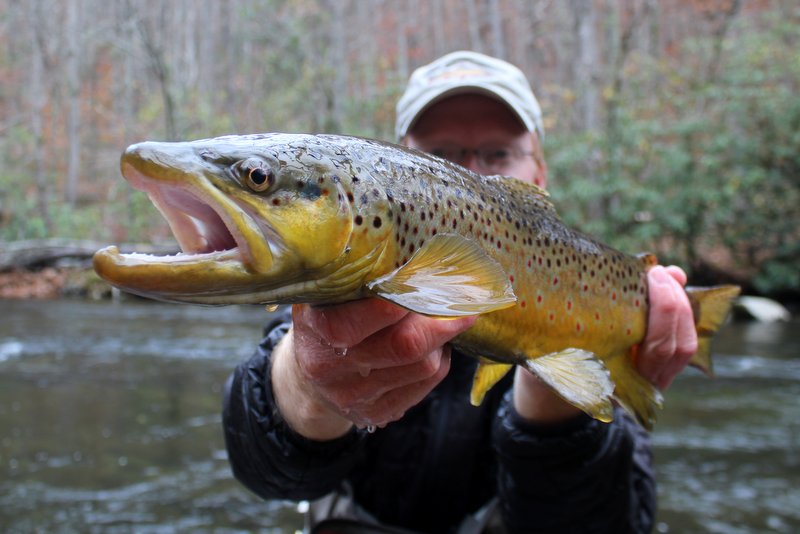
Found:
[395,50,544,141]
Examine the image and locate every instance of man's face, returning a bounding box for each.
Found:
[403,94,547,188]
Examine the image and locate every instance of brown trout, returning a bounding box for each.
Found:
[93,133,740,428]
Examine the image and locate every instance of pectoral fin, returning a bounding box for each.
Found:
[523,349,615,423]
[366,233,517,317]
[470,360,514,406]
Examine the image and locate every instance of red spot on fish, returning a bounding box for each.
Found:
[576,322,582,332]
[583,284,589,292]
[567,301,572,311]
[553,277,559,286]
[635,299,641,307]
[549,313,555,321]
[595,312,600,321]
[612,292,617,301]
[272,199,281,206]
[521,300,526,308]
[626,328,632,336]
[537,295,543,304]
[509,275,515,283]
[527,259,532,268]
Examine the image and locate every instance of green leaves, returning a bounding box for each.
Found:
[547,14,800,296]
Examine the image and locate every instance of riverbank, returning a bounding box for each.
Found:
[0,267,113,300]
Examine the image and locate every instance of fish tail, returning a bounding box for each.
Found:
[685,285,741,376]
[607,351,664,430]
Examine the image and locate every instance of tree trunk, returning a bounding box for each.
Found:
[488,0,506,58]
[65,0,82,206]
[28,0,53,234]
[465,0,484,53]
[571,0,600,134]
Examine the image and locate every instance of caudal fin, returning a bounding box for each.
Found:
[685,285,741,376]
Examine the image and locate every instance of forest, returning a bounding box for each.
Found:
[0,0,798,297]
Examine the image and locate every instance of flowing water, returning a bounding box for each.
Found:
[1,298,798,533]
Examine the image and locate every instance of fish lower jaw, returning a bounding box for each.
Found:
[123,246,243,265]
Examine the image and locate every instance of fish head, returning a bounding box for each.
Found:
[93,134,390,304]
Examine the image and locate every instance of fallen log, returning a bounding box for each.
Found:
[0,238,179,271]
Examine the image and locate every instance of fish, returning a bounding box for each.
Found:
[93,133,740,429]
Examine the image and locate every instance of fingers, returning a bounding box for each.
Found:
[638,266,698,390]
[290,299,474,430]
[328,347,453,428]
[351,312,476,369]
[663,265,688,286]
[294,299,409,348]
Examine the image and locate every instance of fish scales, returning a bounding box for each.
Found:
[93,133,740,428]
[353,150,649,364]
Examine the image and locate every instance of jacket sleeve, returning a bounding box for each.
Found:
[492,393,655,534]
[222,309,365,501]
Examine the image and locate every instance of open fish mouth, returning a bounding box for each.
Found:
[92,149,283,300]
[117,156,281,273]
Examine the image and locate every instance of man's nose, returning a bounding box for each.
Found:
[459,152,480,173]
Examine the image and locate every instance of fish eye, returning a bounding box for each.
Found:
[238,160,275,192]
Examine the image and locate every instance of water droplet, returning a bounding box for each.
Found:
[366,425,376,433]
[265,304,279,313]
[334,347,348,357]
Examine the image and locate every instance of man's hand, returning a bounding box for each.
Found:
[513,265,697,424]
[271,299,476,441]
[637,265,697,390]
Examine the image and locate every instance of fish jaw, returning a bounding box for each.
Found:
[93,140,324,304]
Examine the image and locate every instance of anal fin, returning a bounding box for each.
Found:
[605,349,664,430]
[470,360,514,406]
[523,349,615,423]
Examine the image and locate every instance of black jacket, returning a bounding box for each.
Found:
[223,309,656,533]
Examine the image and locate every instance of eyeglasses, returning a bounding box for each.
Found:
[427,144,535,172]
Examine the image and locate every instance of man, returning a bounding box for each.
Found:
[224,51,697,533]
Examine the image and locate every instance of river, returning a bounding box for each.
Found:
[1,298,798,533]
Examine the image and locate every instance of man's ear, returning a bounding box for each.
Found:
[533,163,548,189]
[532,133,548,189]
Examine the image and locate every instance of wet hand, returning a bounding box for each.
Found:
[271,299,476,440]
[638,266,698,390]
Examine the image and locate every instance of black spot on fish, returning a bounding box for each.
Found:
[355,215,363,225]
[373,217,382,228]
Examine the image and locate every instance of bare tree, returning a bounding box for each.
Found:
[65,0,82,206]
[465,0,484,52]
[487,0,505,58]
[571,0,600,134]
[131,1,179,140]
[27,0,54,234]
